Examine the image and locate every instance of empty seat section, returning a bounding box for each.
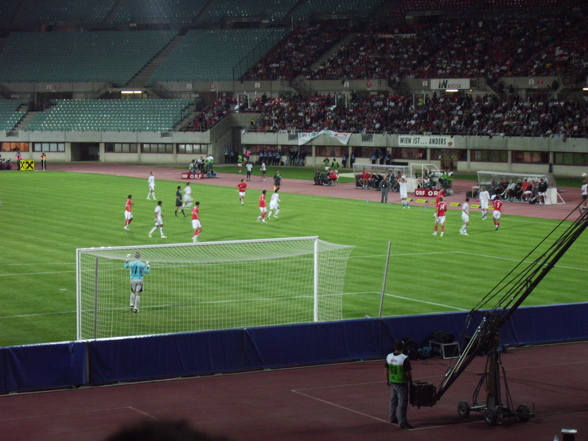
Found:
[148,29,287,82]
[0,31,177,85]
[14,0,116,27]
[0,101,27,132]
[26,99,192,132]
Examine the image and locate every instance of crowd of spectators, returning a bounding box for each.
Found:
[241,24,348,81]
[184,98,237,132]
[244,92,588,137]
[306,22,461,81]
[240,15,587,84]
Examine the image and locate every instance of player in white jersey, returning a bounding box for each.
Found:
[147,172,156,200]
[399,175,410,208]
[479,186,490,219]
[183,182,193,208]
[268,189,281,219]
[148,201,167,238]
[460,197,470,235]
[581,179,587,210]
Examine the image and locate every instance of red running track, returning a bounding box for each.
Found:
[1,342,586,441]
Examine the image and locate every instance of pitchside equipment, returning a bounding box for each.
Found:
[76,237,354,340]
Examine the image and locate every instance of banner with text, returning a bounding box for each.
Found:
[430,78,470,90]
[298,130,351,146]
[398,135,454,147]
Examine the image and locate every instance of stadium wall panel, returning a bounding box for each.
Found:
[2,303,587,392]
[3,342,87,392]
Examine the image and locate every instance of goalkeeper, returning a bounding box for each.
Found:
[124,251,150,313]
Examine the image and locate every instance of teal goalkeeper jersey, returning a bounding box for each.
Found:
[124,260,150,279]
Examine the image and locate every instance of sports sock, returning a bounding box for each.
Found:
[149,227,157,234]
[134,296,140,310]
[160,228,165,237]
[130,293,136,307]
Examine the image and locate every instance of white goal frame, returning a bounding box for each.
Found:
[76,236,354,340]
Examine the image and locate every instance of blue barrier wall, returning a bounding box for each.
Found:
[1,303,587,393]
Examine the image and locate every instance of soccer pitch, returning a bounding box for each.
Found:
[0,170,586,347]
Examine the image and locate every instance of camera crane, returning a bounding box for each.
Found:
[418,206,588,426]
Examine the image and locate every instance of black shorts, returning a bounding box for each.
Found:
[582,195,587,201]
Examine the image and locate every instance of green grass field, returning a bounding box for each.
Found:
[0,169,586,347]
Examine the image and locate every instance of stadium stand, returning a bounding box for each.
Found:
[0,31,177,85]
[0,100,27,132]
[244,93,588,137]
[199,0,298,23]
[242,24,349,81]
[291,0,385,19]
[148,28,288,83]
[306,22,460,80]
[0,0,583,172]
[477,0,563,13]
[184,97,237,132]
[108,0,208,26]
[13,0,116,27]
[387,0,477,16]
[26,99,193,132]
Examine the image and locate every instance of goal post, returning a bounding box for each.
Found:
[76,237,354,340]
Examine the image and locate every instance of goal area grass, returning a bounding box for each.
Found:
[0,170,586,347]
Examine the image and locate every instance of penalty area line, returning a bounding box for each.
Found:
[385,293,468,311]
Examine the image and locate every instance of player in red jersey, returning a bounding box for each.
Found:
[191,201,202,242]
[124,194,133,230]
[237,179,247,205]
[492,197,504,230]
[257,189,268,223]
[432,196,447,237]
[434,188,446,221]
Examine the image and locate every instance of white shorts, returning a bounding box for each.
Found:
[436,216,446,224]
[239,192,245,197]
[269,203,279,210]
[400,190,408,198]
[259,207,267,213]
[149,185,155,191]
[192,219,201,229]
[480,201,489,209]
[493,211,501,220]
[155,216,163,226]
[462,213,470,223]
[124,211,133,220]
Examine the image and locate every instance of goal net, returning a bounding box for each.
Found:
[76,237,354,340]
